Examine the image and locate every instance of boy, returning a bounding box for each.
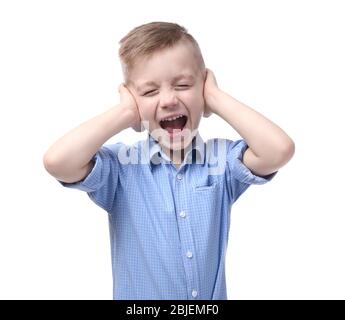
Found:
[43,21,295,300]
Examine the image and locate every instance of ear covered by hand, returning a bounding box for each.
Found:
[118,83,144,132]
[202,68,218,118]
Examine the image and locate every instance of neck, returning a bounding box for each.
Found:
[161,146,185,169]
[170,148,184,169]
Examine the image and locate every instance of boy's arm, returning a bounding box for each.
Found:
[43,84,141,183]
[204,69,295,177]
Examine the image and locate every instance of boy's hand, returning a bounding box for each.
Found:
[203,68,219,117]
[118,84,143,132]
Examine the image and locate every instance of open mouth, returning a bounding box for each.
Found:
[159,115,188,135]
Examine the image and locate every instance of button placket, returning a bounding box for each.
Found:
[174,170,198,300]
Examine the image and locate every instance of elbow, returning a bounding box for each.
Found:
[43,151,61,175]
[283,138,295,160]
[43,151,92,183]
[252,138,295,175]
[276,138,295,166]
[43,152,54,174]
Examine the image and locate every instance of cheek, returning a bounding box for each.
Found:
[181,89,201,102]
[137,100,156,121]
[183,91,204,112]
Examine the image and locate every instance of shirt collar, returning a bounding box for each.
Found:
[143,132,205,169]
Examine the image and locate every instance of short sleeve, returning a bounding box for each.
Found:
[58,143,123,212]
[225,139,277,205]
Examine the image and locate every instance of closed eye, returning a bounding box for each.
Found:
[143,89,157,96]
[142,85,190,96]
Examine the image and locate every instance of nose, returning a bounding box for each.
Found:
[160,89,178,109]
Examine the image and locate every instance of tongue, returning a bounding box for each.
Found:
[161,117,185,134]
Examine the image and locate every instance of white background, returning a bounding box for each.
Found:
[1,0,344,299]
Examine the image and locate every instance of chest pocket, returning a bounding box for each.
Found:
[186,181,222,249]
[194,181,218,191]
[190,181,220,219]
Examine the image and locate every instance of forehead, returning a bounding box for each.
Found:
[129,41,201,90]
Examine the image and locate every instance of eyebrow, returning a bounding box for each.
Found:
[136,74,195,91]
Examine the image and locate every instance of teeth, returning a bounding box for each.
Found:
[162,114,184,122]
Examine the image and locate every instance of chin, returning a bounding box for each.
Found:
[161,140,186,152]
[158,128,196,152]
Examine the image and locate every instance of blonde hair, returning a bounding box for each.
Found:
[119,21,205,84]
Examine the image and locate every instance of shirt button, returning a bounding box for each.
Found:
[179,211,186,218]
[186,251,193,258]
[176,174,183,180]
[192,290,198,298]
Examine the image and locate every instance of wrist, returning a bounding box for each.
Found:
[111,104,137,131]
[206,88,226,115]
[119,103,142,131]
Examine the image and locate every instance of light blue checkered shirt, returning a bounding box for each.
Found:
[59,133,276,300]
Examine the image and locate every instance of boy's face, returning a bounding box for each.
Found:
[127,41,206,153]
